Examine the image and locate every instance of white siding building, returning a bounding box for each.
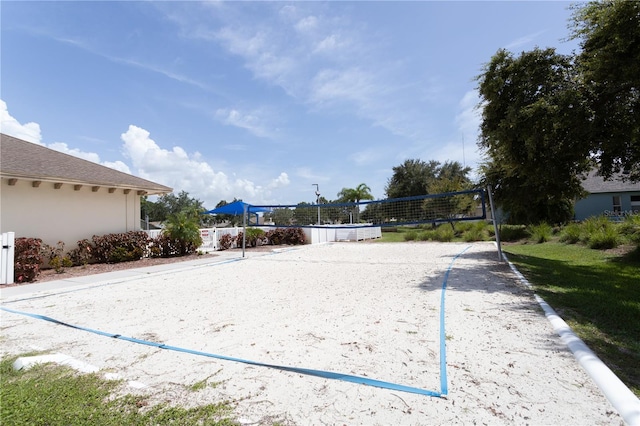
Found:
[0,133,172,249]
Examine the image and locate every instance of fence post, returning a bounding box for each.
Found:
[1,232,16,285]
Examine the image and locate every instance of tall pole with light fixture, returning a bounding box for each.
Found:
[312,184,320,225]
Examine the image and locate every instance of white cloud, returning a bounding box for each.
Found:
[119,125,286,206]
[455,90,482,141]
[102,161,132,174]
[215,108,273,138]
[1,99,133,173]
[504,30,546,51]
[0,99,42,144]
[350,148,383,166]
[268,172,290,189]
[310,67,373,106]
[295,16,319,33]
[48,142,102,163]
[454,90,484,178]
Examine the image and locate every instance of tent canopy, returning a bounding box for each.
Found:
[203,200,269,215]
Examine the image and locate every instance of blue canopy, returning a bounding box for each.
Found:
[203,200,269,215]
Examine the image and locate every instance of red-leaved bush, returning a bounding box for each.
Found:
[14,237,43,283]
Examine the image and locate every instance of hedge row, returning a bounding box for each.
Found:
[13,230,199,283]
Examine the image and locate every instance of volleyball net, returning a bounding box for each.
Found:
[251,188,487,228]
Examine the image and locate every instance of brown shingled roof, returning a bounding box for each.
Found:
[0,133,172,195]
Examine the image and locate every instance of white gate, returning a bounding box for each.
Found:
[1,232,15,285]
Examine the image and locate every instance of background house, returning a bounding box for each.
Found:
[574,170,640,221]
[1,133,172,250]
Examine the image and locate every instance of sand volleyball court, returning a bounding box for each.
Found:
[1,242,622,424]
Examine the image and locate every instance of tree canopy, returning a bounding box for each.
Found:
[476,0,639,224]
[476,48,592,224]
[141,190,214,227]
[570,0,640,181]
[385,159,472,199]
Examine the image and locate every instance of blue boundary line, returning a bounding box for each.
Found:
[439,244,471,396]
[1,244,472,397]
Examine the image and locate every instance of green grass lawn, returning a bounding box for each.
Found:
[0,356,237,425]
[503,242,640,397]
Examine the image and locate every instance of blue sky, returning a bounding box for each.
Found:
[1,1,581,208]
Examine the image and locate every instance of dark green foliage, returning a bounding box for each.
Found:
[142,190,215,227]
[528,222,553,244]
[385,159,471,199]
[91,231,150,263]
[477,48,591,225]
[163,210,203,256]
[619,215,640,245]
[497,225,528,242]
[477,1,639,224]
[13,237,43,282]
[570,1,640,181]
[245,228,266,247]
[559,223,582,244]
[150,233,200,257]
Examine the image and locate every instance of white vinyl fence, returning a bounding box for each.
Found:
[1,232,15,285]
[145,225,381,252]
[144,228,242,251]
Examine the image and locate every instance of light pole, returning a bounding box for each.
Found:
[312,184,320,225]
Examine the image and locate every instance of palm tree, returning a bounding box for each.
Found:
[337,183,374,223]
[163,208,203,255]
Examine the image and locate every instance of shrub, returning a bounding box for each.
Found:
[453,221,474,237]
[41,241,73,273]
[433,225,454,242]
[528,222,553,243]
[498,225,528,242]
[417,231,432,241]
[283,227,306,245]
[265,228,286,245]
[619,215,640,244]
[404,231,418,241]
[463,222,489,242]
[245,228,266,247]
[588,227,620,250]
[581,216,620,249]
[14,238,43,283]
[581,216,610,241]
[92,231,150,263]
[217,233,234,250]
[559,223,582,244]
[68,239,95,266]
[163,211,203,256]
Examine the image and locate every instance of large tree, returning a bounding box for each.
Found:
[142,190,214,227]
[476,48,592,224]
[385,159,471,199]
[570,0,640,181]
[385,159,439,199]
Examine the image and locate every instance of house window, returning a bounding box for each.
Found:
[612,195,622,213]
[631,195,640,214]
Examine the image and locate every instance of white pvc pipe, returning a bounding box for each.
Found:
[504,254,640,426]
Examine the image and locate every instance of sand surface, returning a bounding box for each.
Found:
[0,242,623,425]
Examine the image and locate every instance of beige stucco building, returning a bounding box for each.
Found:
[0,133,172,250]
